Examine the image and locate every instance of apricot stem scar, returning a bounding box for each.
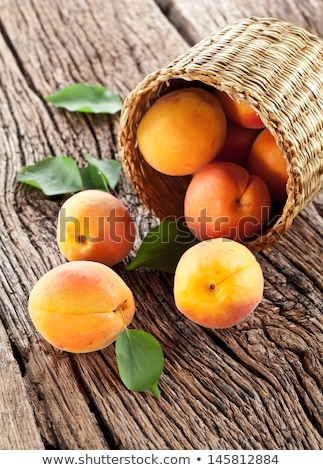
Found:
[77,234,87,244]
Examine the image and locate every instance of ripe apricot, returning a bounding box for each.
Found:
[28,261,135,353]
[184,161,271,242]
[247,128,288,204]
[216,90,265,129]
[216,119,260,167]
[173,238,264,328]
[136,87,227,176]
[57,189,136,266]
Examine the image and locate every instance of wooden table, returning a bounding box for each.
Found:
[1,0,322,450]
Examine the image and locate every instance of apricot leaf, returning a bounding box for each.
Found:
[79,163,110,192]
[127,219,199,273]
[44,84,122,114]
[83,154,121,190]
[116,329,164,397]
[17,155,84,196]
[18,154,122,196]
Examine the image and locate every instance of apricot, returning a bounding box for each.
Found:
[57,189,136,266]
[28,261,135,353]
[247,128,288,204]
[136,87,227,176]
[216,119,260,167]
[216,90,265,129]
[173,238,264,328]
[184,161,271,242]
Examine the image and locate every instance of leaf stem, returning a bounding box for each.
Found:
[114,303,129,331]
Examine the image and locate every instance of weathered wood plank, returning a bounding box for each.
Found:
[157,0,323,43]
[0,322,44,449]
[0,0,322,450]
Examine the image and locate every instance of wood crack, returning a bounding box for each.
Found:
[0,18,42,99]
[155,0,196,45]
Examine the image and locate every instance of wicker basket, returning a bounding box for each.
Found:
[119,16,323,251]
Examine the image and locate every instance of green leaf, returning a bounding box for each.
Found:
[17,155,84,196]
[85,154,121,189]
[116,329,164,397]
[127,219,199,273]
[79,164,109,192]
[17,154,122,196]
[44,83,123,114]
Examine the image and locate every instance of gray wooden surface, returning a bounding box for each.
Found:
[0,0,322,450]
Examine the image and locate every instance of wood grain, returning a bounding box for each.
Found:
[0,0,322,450]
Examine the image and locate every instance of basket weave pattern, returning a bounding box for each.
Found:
[119,17,323,251]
